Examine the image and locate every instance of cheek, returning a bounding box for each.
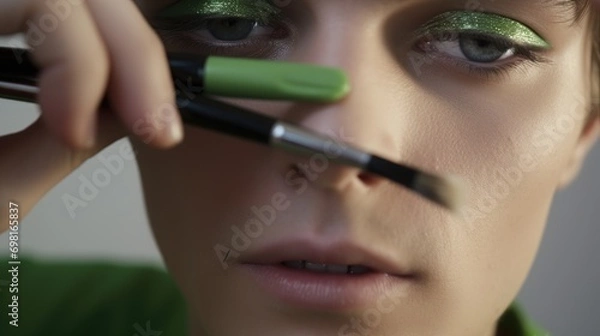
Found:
[414,58,589,317]
[132,128,270,270]
[448,80,586,230]
[132,124,311,293]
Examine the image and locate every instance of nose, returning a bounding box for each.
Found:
[279,16,415,193]
[281,125,381,192]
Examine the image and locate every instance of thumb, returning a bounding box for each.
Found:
[0,109,127,226]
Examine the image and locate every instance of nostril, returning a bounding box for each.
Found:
[290,163,304,177]
[287,163,380,187]
[358,171,379,185]
[286,163,310,182]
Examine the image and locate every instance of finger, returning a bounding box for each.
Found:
[86,0,183,149]
[0,109,126,226]
[0,0,109,149]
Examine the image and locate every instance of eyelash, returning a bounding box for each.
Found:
[151,15,290,57]
[413,32,551,79]
[151,15,551,79]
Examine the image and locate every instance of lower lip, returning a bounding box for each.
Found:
[240,264,413,311]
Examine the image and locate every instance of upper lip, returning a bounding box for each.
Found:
[239,238,413,277]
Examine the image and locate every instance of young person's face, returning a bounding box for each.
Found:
[134,1,599,335]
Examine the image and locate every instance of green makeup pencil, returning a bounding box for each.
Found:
[0,47,463,211]
[0,48,350,103]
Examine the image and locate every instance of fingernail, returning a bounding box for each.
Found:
[167,120,184,144]
[156,102,183,145]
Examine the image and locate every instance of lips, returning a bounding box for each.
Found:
[238,238,411,277]
[281,260,372,275]
[236,238,415,311]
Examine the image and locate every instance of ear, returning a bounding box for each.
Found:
[557,110,600,189]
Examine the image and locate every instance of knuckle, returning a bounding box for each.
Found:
[71,46,109,92]
[85,47,109,79]
[135,30,165,58]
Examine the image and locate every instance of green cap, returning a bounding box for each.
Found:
[204,57,350,103]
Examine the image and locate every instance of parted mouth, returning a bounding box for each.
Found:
[240,238,414,278]
[281,260,373,275]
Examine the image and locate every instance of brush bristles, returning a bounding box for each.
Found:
[414,173,465,212]
[365,155,465,211]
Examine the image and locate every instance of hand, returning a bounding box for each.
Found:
[0,0,183,228]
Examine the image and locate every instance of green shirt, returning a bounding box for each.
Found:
[0,257,546,336]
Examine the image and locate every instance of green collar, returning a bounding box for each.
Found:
[498,302,547,336]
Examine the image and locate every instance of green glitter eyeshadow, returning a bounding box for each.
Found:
[418,11,551,49]
[157,0,280,23]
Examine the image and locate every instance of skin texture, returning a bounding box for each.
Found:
[0,0,596,335]
[131,1,599,336]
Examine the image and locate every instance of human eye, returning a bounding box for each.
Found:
[413,11,552,78]
[148,0,290,57]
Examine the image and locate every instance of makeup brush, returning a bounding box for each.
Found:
[0,48,464,211]
[0,47,350,103]
[177,95,465,211]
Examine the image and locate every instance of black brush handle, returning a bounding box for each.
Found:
[0,47,274,145]
[0,47,208,89]
[0,47,37,86]
[366,155,417,188]
[177,96,275,145]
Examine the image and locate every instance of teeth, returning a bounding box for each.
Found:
[305,262,329,272]
[282,260,305,269]
[348,265,371,274]
[326,264,349,273]
[282,260,371,275]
